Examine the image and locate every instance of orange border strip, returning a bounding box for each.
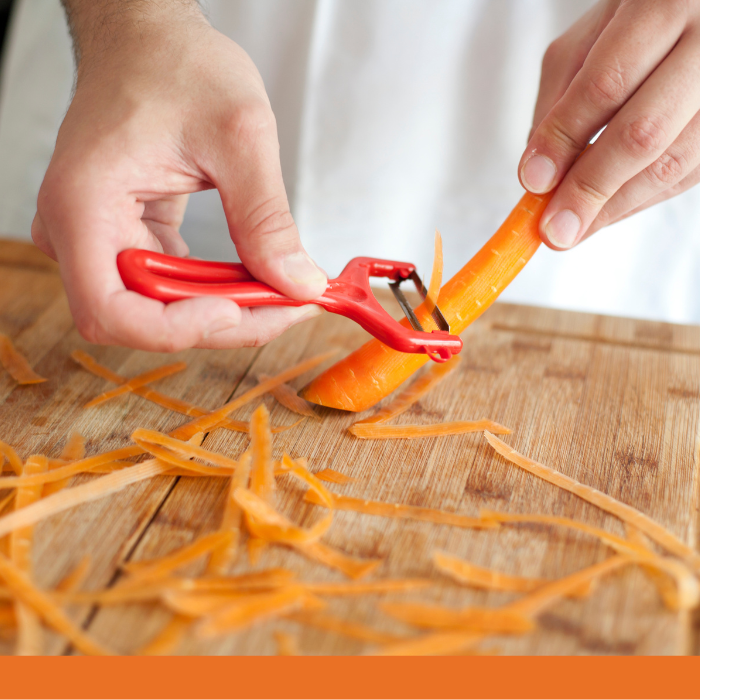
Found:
[0,656,698,699]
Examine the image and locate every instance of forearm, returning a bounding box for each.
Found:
[60,0,206,72]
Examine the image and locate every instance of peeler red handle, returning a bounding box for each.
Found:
[117,249,462,361]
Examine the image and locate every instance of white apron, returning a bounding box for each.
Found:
[0,0,700,323]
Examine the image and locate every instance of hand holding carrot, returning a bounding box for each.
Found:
[519,0,699,250]
[32,0,326,352]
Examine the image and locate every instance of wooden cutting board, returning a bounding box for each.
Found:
[0,239,699,656]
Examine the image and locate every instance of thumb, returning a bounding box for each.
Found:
[212,101,327,301]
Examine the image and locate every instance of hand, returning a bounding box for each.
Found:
[33,1,327,351]
[518,0,699,250]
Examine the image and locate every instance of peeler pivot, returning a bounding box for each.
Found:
[117,249,462,361]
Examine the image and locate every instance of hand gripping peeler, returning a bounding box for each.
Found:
[117,249,462,362]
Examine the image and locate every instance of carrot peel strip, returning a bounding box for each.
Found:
[484,432,700,573]
[84,361,187,408]
[349,420,511,440]
[258,373,319,419]
[0,334,46,384]
[314,468,355,485]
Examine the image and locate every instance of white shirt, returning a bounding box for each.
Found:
[0,0,699,323]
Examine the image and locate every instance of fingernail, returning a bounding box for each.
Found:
[204,316,240,338]
[288,304,323,325]
[284,252,327,286]
[521,154,557,193]
[544,210,582,249]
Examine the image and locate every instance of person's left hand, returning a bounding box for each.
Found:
[518,0,699,250]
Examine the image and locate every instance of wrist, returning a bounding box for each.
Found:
[62,0,208,79]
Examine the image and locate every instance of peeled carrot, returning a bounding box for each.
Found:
[349,420,511,440]
[0,334,46,384]
[84,361,187,408]
[355,355,460,426]
[301,191,550,411]
[484,433,700,573]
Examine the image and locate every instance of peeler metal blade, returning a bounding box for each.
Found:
[388,269,450,333]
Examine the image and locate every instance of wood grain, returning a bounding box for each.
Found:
[0,240,699,656]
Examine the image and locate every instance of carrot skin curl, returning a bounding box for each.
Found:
[301,191,550,411]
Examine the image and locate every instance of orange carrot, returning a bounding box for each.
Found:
[301,191,550,411]
[0,334,46,384]
[484,433,700,572]
[348,420,511,440]
[355,356,460,426]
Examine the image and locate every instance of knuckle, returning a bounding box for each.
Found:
[620,115,670,159]
[242,196,296,240]
[571,174,610,207]
[541,117,582,156]
[645,150,689,187]
[73,312,105,346]
[222,100,278,151]
[542,38,563,67]
[583,65,630,110]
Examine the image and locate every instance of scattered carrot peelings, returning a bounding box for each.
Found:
[169,350,337,441]
[132,428,238,469]
[432,551,592,599]
[258,373,319,419]
[196,586,322,638]
[0,441,23,476]
[42,431,88,498]
[349,420,511,440]
[370,631,486,656]
[355,355,461,426]
[484,432,700,573]
[0,551,113,655]
[304,490,497,531]
[206,449,252,575]
[625,525,684,611]
[0,445,145,489]
[0,459,170,539]
[84,361,187,409]
[249,405,275,505]
[55,555,92,594]
[137,615,192,656]
[0,333,46,384]
[274,630,299,656]
[122,531,235,584]
[11,455,48,655]
[314,468,355,485]
[71,351,252,432]
[286,610,402,645]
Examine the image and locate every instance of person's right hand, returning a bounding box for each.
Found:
[33,3,327,352]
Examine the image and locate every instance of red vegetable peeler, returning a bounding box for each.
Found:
[117,249,462,361]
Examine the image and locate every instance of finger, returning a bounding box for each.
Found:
[207,99,327,301]
[587,165,700,235]
[584,111,699,236]
[529,2,614,138]
[31,213,57,261]
[142,195,191,256]
[519,0,689,194]
[540,29,699,250]
[195,304,323,350]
